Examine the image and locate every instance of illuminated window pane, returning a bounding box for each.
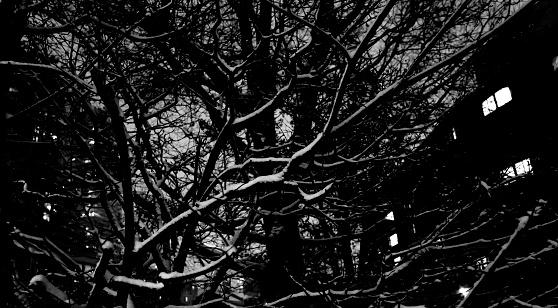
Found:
[476,257,488,269]
[494,87,512,106]
[394,256,402,263]
[502,166,515,178]
[452,127,457,140]
[514,158,532,175]
[482,96,497,115]
[385,211,394,221]
[389,233,399,247]
[482,87,512,116]
[502,158,532,178]
[458,287,471,297]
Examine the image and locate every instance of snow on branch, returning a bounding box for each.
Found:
[281,133,323,178]
[456,214,532,308]
[298,183,334,202]
[111,276,164,289]
[136,131,328,256]
[232,80,293,128]
[263,281,383,307]
[20,184,101,203]
[29,274,70,303]
[134,172,285,254]
[209,157,291,189]
[384,259,412,280]
[159,246,237,281]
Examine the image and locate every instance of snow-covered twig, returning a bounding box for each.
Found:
[456,215,532,308]
[159,246,236,281]
[29,274,70,304]
[232,79,293,128]
[111,276,164,290]
[298,183,334,202]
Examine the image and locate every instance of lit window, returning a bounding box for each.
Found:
[482,87,512,115]
[476,257,488,269]
[389,234,399,247]
[494,88,512,105]
[33,127,41,142]
[458,287,470,297]
[394,256,402,263]
[452,127,457,140]
[502,158,532,178]
[43,213,50,221]
[482,96,497,115]
[385,211,394,221]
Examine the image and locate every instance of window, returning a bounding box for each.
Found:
[385,211,394,221]
[476,257,489,270]
[458,286,471,297]
[502,158,532,178]
[482,87,512,116]
[389,234,399,247]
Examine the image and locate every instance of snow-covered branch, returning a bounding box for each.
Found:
[110,276,164,290]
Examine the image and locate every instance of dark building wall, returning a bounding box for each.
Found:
[396,0,558,242]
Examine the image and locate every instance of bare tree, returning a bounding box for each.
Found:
[5,1,556,308]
